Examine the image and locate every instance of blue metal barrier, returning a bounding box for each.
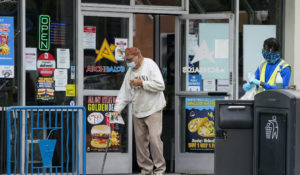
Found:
[6,106,86,175]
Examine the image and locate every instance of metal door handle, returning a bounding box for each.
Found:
[227,105,246,110]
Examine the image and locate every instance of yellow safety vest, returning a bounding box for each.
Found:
[257,60,292,93]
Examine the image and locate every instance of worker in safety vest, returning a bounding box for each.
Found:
[243,37,292,93]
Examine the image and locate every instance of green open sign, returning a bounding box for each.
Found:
[39,15,50,51]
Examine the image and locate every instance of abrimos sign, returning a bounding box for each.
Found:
[39,15,50,51]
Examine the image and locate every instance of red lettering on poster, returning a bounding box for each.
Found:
[37,52,55,76]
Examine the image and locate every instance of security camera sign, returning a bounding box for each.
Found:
[37,52,55,76]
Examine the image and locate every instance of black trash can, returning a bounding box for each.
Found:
[254,89,300,175]
[215,100,254,175]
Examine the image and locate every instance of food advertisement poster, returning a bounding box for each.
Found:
[36,77,55,101]
[85,96,122,152]
[0,16,14,78]
[114,38,128,61]
[186,97,224,152]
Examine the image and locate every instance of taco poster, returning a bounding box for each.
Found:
[185,97,224,152]
[84,96,122,152]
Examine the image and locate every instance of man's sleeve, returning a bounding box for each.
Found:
[142,61,165,92]
[114,71,132,113]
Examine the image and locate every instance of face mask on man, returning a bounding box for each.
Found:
[262,50,280,64]
[127,62,136,68]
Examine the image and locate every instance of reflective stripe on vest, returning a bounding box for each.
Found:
[257,60,292,93]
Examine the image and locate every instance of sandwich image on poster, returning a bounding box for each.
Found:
[36,77,55,101]
[90,124,121,150]
[185,97,224,152]
[90,125,111,149]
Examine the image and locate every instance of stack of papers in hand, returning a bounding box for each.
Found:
[109,115,125,125]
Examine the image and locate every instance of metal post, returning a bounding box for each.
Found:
[234,0,240,100]
[154,15,160,66]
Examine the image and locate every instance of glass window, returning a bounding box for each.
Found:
[26,0,76,105]
[83,16,129,90]
[239,0,284,98]
[82,0,130,5]
[189,0,232,13]
[0,0,20,106]
[25,1,76,172]
[135,0,181,6]
[180,19,230,93]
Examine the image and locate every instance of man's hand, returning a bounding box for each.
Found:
[130,79,143,87]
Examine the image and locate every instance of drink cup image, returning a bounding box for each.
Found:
[0,33,8,44]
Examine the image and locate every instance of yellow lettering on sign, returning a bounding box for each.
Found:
[207,112,214,119]
[95,38,117,63]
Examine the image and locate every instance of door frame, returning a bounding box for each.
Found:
[174,13,235,174]
[77,11,133,174]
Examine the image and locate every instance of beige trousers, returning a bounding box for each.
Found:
[133,110,166,174]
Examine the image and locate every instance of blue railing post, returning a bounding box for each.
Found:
[7,108,11,175]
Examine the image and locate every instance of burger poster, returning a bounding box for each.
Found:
[36,77,55,101]
[185,97,224,152]
[85,96,122,152]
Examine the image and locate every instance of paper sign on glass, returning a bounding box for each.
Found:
[54,69,68,91]
[57,48,70,68]
[66,84,75,97]
[217,79,229,92]
[83,26,96,49]
[25,48,37,70]
[203,79,216,92]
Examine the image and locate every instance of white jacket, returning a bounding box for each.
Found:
[114,58,166,118]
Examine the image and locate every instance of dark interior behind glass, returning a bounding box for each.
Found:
[26,0,76,105]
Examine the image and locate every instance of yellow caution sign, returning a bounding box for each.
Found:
[95,38,117,63]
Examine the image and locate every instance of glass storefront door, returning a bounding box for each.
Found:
[79,12,133,174]
[174,14,235,174]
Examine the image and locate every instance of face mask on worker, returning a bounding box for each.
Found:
[262,50,280,64]
[127,61,136,68]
